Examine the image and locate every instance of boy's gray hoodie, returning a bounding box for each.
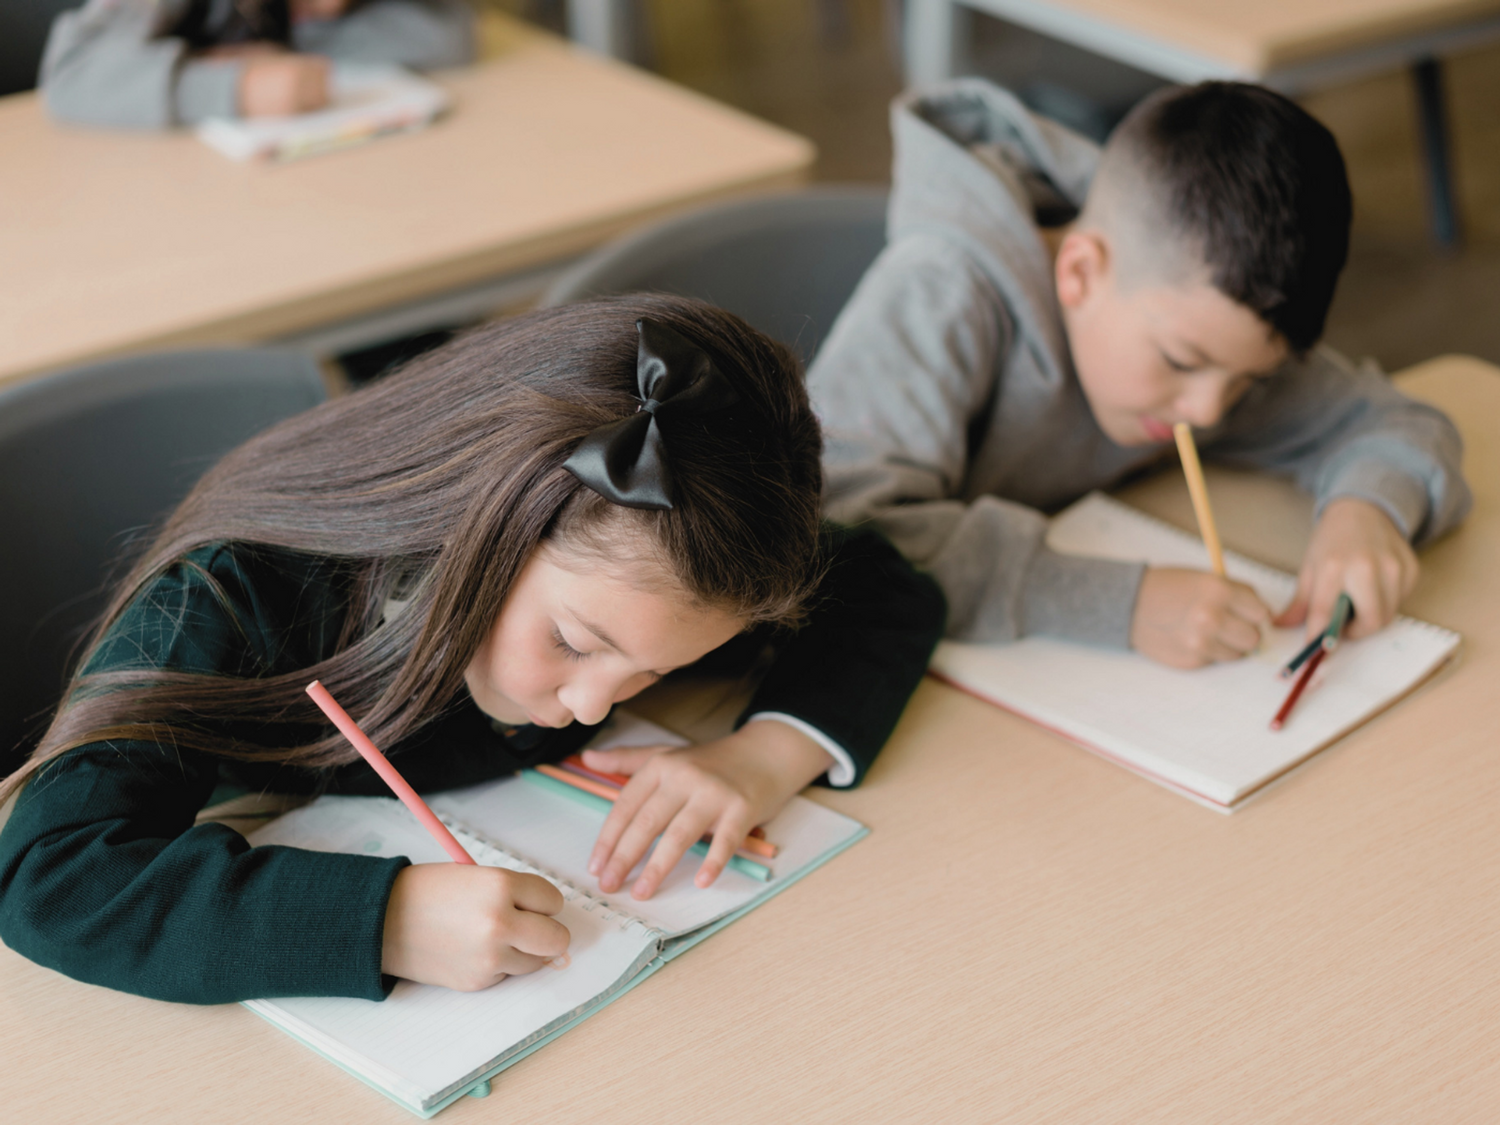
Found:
[807,79,1470,647]
[40,0,475,129]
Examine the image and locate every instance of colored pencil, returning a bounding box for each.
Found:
[555,757,777,855]
[1323,592,1354,651]
[305,680,475,865]
[1173,422,1226,577]
[1270,645,1325,731]
[1280,633,1325,679]
[529,765,776,874]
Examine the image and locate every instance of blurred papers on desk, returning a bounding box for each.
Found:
[197,64,448,162]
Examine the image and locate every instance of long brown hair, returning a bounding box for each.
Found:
[2,295,823,803]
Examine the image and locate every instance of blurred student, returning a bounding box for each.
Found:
[40,0,475,128]
[808,80,1470,669]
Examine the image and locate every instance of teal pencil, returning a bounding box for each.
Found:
[1322,592,1355,651]
[520,769,773,882]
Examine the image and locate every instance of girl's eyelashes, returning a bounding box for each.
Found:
[1160,348,1198,373]
[551,629,588,661]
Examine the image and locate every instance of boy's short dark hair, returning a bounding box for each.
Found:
[1113,82,1352,352]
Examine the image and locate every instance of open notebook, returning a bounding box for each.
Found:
[197,64,448,162]
[930,493,1460,811]
[244,714,866,1117]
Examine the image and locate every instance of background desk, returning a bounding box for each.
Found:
[905,0,1500,246]
[0,16,813,391]
[2,356,1496,1122]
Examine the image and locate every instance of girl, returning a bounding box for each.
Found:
[41,0,474,128]
[0,296,944,1003]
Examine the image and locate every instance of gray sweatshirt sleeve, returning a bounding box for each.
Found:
[294,0,476,70]
[809,234,1145,648]
[40,0,241,128]
[1206,347,1471,545]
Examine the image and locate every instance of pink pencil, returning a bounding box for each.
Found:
[305,680,476,865]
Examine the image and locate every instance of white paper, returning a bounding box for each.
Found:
[931,493,1460,808]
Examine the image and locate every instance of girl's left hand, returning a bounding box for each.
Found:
[582,721,833,900]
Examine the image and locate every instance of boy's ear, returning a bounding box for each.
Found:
[1054,230,1109,311]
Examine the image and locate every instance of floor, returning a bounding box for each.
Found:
[507,0,1500,373]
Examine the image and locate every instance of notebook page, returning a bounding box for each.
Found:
[431,713,868,938]
[246,798,659,1112]
[930,493,1460,808]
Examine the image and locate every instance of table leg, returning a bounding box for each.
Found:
[905,0,970,84]
[568,0,632,59]
[1411,56,1462,250]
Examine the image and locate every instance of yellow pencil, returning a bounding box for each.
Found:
[1173,422,1226,577]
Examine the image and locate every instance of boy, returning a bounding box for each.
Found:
[40,0,474,128]
[808,80,1470,669]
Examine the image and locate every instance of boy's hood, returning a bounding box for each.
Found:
[888,80,1102,369]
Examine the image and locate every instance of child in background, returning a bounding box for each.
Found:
[0,295,944,1002]
[40,0,474,128]
[809,80,1470,669]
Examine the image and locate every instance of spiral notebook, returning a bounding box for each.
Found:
[244,714,866,1117]
[930,493,1461,811]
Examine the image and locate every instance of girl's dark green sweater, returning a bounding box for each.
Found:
[0,528,943,1005]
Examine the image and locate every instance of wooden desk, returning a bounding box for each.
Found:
[0,17,813,391]
[904,0,1500,245]
[2,356,1496,1122]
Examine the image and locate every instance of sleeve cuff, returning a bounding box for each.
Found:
[1319,457,1429,541]
[173,59,242,124]
[743,712,856,788]
[1015,546,1145,649]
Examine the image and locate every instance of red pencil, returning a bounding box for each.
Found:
[1269,646,1326,731]
[306,680,476,865]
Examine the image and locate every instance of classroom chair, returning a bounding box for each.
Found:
[0,349,326,777]
[541,185,889,365]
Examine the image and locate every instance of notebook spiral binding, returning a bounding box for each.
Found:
[440,817,658,938]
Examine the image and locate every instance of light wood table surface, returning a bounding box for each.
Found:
[0,16,813,391]
[2,356,1496,1123]
[906,0,1500,86]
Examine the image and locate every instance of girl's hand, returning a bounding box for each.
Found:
[381,864,570,992]
[582,721,833,900]
[238,54,331,117]
[1275,497,1419,641]
[1129,567,1272,668]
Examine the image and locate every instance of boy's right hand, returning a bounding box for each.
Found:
[381,864,571,992]
[238,55,331,117]
[1129,567,1272,669]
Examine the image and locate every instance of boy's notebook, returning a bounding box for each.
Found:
[197,64,448,162]
[244,714,866,1117]
[930,493,1460,811]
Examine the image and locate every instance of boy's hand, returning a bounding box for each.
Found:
[238,54,331,117]
[583,721,833,900]
[1275,497,1418,640]
[381,864,570,992]
[1130,568,1272,668]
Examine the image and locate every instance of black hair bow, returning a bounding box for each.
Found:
[564,318,739,510]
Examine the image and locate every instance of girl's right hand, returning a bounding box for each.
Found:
[238,54,331,117]
[381,864,571,992]
[1129,566,1272,668]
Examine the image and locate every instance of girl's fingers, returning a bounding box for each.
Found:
[580,743,675,777]
[588,769,659,877]
[505,871,565,916]
[631,803,718,899]
[694,811,754,890]
[597,791,684,893]
[505,908,572,959]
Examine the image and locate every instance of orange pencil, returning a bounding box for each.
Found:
[533,763,779,858]
[560,755,768,841]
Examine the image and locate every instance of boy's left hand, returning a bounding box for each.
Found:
[581,721,833,900]
[1275,497,1419,640]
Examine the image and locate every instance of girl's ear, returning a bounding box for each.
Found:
[1054,230,1110,311]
